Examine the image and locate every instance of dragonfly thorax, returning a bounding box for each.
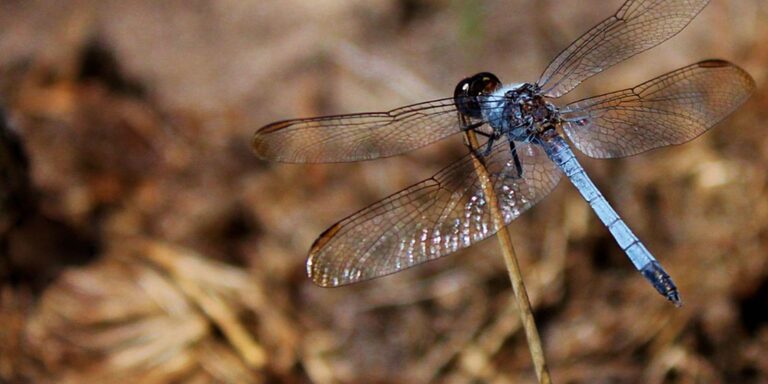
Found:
[482,82,560,142]
[453,73,560,142]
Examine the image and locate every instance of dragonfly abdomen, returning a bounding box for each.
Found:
[542,135,680,305]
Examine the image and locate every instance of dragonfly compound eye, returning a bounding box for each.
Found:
[453,72,501,119]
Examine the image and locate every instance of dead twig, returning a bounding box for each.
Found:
[464,130,552,384]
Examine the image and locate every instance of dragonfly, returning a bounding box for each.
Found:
[253,0,754,305]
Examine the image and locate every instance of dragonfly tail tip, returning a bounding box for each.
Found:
[668,291,683,307]
[640,261,681,306]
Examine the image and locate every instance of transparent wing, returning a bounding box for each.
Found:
[253,97,493,163]
[538,0,710,98]
[307,141,562,287]
[560,60,755,158]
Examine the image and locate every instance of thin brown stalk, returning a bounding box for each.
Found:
[145,242,267,369]
[464,130,552,384]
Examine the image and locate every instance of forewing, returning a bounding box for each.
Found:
[560,60,755,158]
[538,0,709,98]
[253,98,482,163]
[307,141,562,287]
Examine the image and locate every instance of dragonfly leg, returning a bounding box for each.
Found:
[466,129,499,157]
[480,135,497,157]
[508,140,524,178]
[461,122,485,132]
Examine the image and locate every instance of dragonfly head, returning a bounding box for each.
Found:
[454,72,502,119]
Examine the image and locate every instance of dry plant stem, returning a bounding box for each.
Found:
[464,130,552,384]
[145,243,267,369]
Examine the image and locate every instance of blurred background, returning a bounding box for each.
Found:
[1,0,767,382]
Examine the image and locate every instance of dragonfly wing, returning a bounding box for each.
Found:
[560,60,755,159]
[253,97,485,163]
[538,0,710,98]
[307,141,562,287]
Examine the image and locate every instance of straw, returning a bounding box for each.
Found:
[464,130,552,384]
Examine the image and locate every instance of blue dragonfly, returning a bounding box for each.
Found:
[252,0,754,305]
